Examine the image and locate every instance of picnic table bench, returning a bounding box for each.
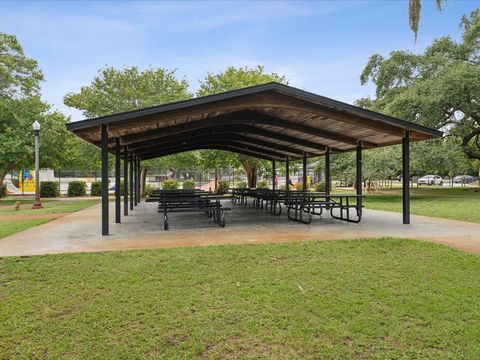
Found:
[231,188,362,224]
[146,189,231,230]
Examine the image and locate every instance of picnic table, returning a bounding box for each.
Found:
[231,188,362,224]
[146,189,231,230]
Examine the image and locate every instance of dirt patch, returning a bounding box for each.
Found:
[0,213,68,222]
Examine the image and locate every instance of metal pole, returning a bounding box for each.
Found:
[133,156,138,206]
[402,131,410,224]
[302,152,307,191]
[115,138,121,224]
[123,145,128,216]
[356,141,363,215]
[137,157,141,203]
[129,152,134,211]
[272,159,276,192]
[101,124,109,235]
[32,128,43,209]
[325,147,331,195]
[285,156,290,193]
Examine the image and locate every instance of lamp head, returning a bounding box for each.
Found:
[33,120,41,131]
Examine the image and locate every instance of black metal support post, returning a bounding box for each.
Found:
[356,141,363,213]
[129,152,134,211]
[137,157,141,203]
[101,124,109,236]
[133,156,138,206]
[325,147,331,195]
[285,156,290,193]
[272,159,276,191]
[402,131,410,224]
[115,138,121,224]
[123,145,128,216]
[302,152,307,191]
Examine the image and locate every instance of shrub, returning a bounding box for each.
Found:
[90,180,102,196]
[295,183,310,191]
[236,181,246,189]
[182,179,196,189]
[68,181,87,197]
[278,184,286,191]
[144,184,156,196]
[162,179,178,190]
[215,179,230,194]
[0,184,6,198]
[257,180,267,188]
[314,181,326,192]
[12,179,19,188]
[40,181,60,198]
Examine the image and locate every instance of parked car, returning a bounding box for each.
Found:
[453,175,476,184]
[418,175,443,186]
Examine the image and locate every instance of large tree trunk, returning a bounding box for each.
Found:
[242,163,257,188]
[140,168,147,197]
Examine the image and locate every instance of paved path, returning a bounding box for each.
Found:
[1,201,480,257]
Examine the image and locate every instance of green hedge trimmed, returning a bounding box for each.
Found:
[162,179,178,190]
[90,180,102,196]
[314,181,326,192]
[215,179,230,194]
[40,181,60,198]
[144,184,156,196]
[236,181,246,189]
[182,179,195,189]
[257,180,267,188]
[68,181,87,197]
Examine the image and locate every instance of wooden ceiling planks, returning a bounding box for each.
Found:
[67,83,442,160]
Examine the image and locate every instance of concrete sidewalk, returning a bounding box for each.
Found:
[2,201,480,256]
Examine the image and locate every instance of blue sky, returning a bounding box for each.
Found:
[1,0,478,121]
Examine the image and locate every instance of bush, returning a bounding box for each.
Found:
[182,179,196,189]
[314,181,326,192]
[215,179,230,194]
[90,180,102,196]
[40,181,60,198]
[257,180,267,188]
[12,178,19,188]
[278,184,286,191]
[0,184,6,198]
[162,179,178,190]
[295,183,310,191]
[144,184,156,196]
[68,181,87,197]
[236,181,246,189]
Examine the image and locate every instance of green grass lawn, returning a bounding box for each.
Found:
[1,239,479,358]
[0,198,100,239]
[362,187,480,223]
[0,198,99,216]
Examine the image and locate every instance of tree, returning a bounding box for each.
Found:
[64,66,193,194]
[358,10,480,163]
[0,33,71,187]
[408,0,445,40]
[197,66,288,187]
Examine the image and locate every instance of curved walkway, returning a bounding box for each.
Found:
[1,201,480,256]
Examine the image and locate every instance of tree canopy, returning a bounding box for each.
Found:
[358,10,480,165]
[197,66,288,187]
[64,66,192,118]
[0,33,72,186]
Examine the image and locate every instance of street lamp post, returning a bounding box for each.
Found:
[32,120,43,209]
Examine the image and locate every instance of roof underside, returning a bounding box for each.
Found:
[67,83,442,161]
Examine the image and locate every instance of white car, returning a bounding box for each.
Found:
[418,175,443,186]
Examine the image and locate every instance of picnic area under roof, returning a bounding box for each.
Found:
[67,82,442,161]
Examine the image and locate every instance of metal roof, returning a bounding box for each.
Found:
[67,82,443,161]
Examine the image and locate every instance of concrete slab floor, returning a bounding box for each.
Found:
[1,201,480,257]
